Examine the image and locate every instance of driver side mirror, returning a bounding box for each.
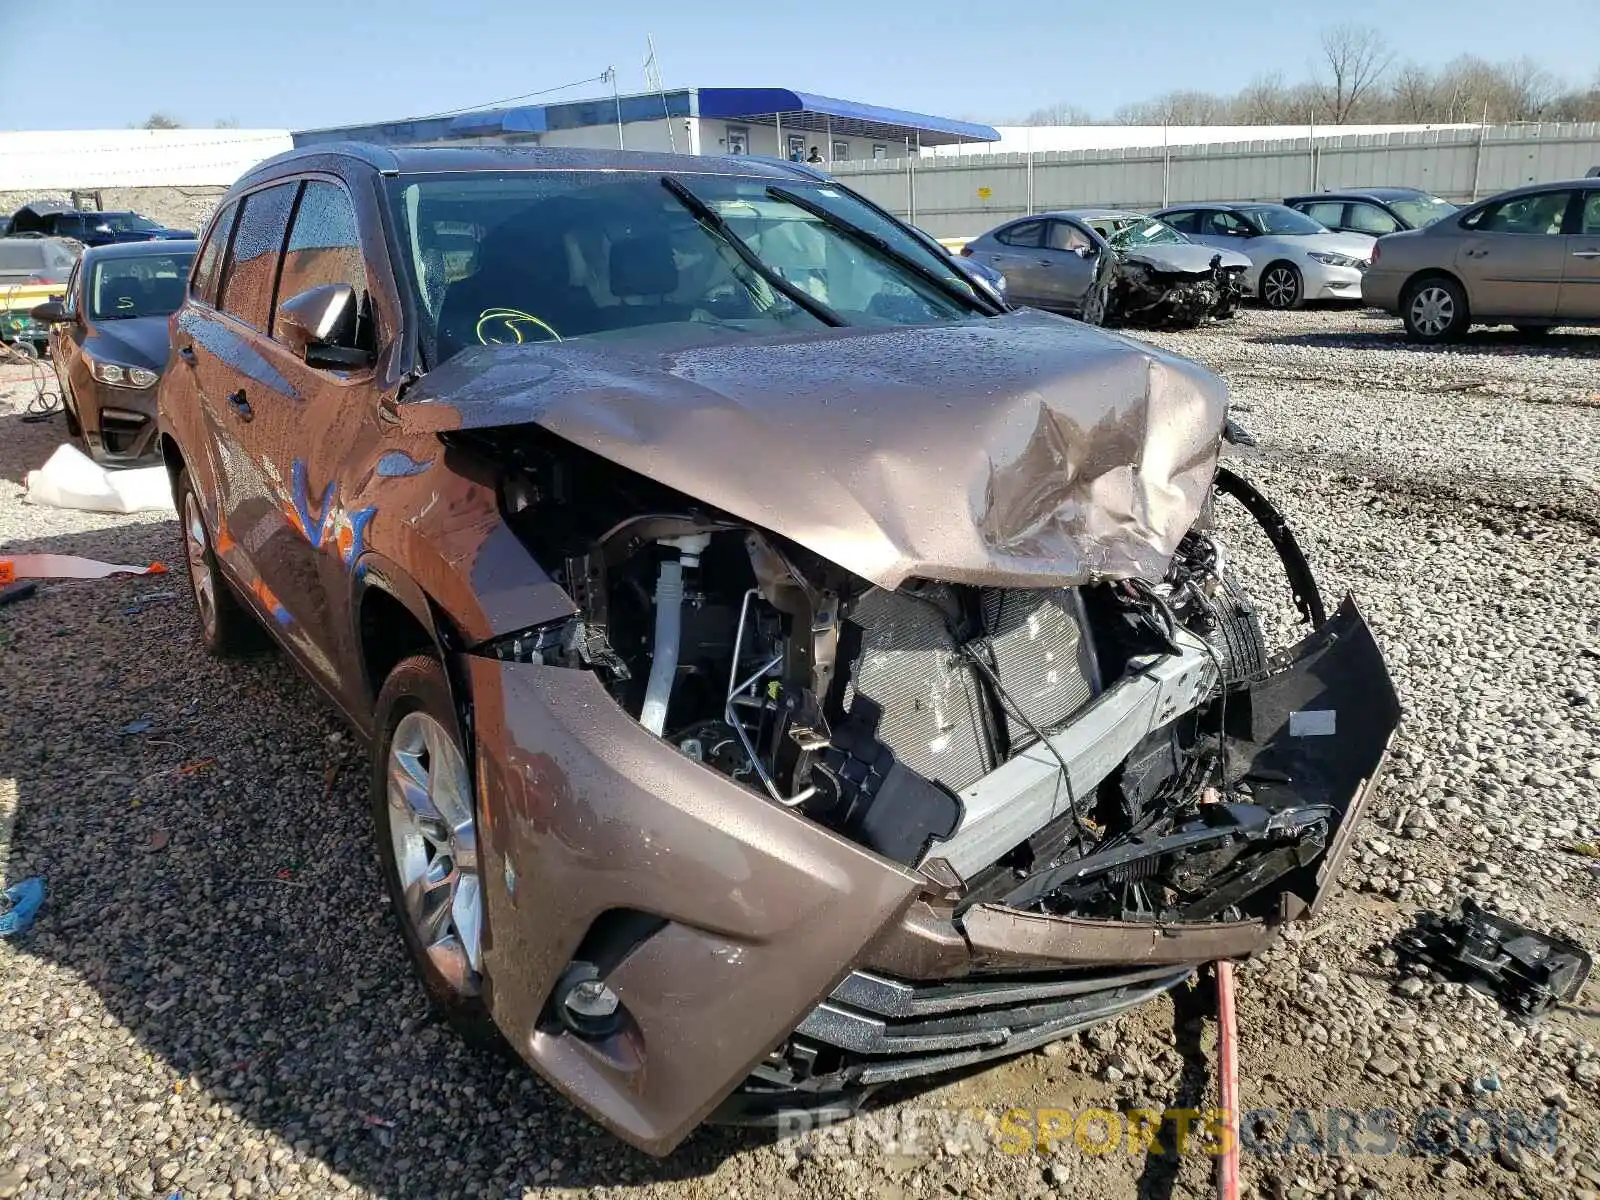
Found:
[30,301,70,324]
[276,284,372,369]
[1071,243,1097,259]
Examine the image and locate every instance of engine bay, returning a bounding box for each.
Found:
[471,425,1386,931]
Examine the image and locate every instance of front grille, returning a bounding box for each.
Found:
[841,586,1098,793]
[751,965,1190,1095]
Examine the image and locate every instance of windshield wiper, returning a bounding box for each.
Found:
[764,184,998,316]
[659,176,843,327]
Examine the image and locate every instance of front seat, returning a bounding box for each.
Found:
[435,219,599,363]
[607,236,688,326]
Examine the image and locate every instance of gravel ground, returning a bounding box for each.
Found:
[1,308,1597,1200]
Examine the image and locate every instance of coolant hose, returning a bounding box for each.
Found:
[640,559,684,736]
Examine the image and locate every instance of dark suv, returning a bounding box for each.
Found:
[158,142,1397,1156]
[8,204,194,247]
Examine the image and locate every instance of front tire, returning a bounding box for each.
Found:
[1402,276,1469,343]
[372,654,499,1047]
[175,469,260,656]
[1258,262,1304,311]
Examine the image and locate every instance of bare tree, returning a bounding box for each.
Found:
[1113,90,1225,126]
[141,113,183,129]
[1500,57,1559,120]
[1316,24,1394,122]
[1232,73,1293,124]
[1389,61,1440,122]
[1019,102,1097,126]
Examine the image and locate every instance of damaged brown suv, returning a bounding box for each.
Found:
[157,143,1400,1155]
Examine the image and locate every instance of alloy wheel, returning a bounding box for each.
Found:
[1409,286,1456,338]
[182,492,217,641]
[1261,266,1299,309]
[386,710,482,996]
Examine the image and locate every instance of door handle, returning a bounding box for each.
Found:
[177,344,196,366]
[1465,248,1489,258]
[1572,249,1600,259]
[226,389,252,421]
[1037,259,1056,267]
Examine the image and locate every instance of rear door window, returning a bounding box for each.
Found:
[995,220,1045,248]
[1346,203,1401,235]
[1161,210,1198,233]
[1207,210,1254,238]
[1300,201,1347,229]
[192,201,238,306]
[275,181,372,347]
[218,182,298,330]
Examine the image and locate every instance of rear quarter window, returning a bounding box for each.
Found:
[995,220,1045,248]
[192,201,239,306]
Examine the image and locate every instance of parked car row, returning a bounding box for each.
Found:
[962,178,1600,342]
[963,196,1396,326]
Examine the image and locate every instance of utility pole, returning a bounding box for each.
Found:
[608,67,624,150]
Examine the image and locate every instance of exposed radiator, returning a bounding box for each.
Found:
[840,585,1099,793]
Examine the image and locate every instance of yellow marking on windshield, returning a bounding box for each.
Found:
[475,308,562,346]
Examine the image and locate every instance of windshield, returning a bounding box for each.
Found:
[1387,195,1458,227]
[390,170,987,366]
[1087,215,1188,248]
[90,251,194,319]
[102,213,162,233]
[1239,205,1329,236]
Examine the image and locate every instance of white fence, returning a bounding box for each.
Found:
[0,130,294,191]
[830,123,1600,238]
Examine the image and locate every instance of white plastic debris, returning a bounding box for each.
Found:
[24,444,173,514]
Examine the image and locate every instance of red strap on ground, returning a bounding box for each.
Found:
[1216,960,1241,1200]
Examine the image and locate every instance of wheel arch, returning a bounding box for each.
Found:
[160,432,185,493]
[1255,258,1301,304]
[351,555,469,715]
[1401,266,1468,306]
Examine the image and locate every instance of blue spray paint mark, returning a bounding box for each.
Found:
[290,459,337,549]
[344,506,377,569]
[376,450,433,478]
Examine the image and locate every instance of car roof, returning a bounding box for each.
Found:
[237,141,809,188]
[1475,178,1600,201]
[1285,187,1432,203]
[1050,208,1147,221]
[82,238,199,262]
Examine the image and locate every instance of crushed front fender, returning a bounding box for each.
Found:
[462,657,923,1156]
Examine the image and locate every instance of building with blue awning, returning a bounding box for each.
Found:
[293,87,999,164]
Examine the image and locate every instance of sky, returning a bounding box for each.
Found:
[0,0,1594,132]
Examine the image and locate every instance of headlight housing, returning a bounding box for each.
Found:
[90,359,159,389]
[1308,251,1365,269]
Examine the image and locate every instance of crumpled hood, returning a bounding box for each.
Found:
[1121,243,1251,275]
[403,309,1229,589]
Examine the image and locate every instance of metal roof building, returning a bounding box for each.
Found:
[293,87,1000,165]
